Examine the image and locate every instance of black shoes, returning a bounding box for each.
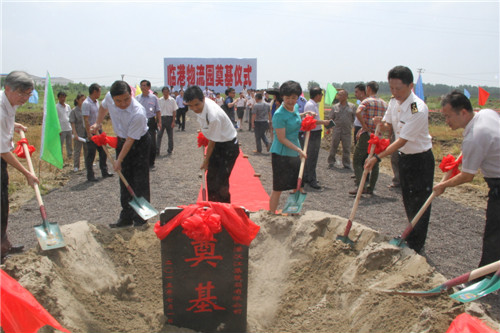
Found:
[102,172,114,178]
[87,177,99,182]
[109,219,133,228]
[309,182,322,190]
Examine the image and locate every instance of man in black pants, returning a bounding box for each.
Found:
[434,91,500,270]
[183,85,239,203]
[365,66,434,253]
[93,81,151,228]
[136,80,161,168]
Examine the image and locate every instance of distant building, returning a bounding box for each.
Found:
[0,73,74,87]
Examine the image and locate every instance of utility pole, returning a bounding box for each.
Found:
[121,74,125,81]
[416,68,425,75]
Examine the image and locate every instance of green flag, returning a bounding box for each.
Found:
[325,83,338,105]
[40,73,63,169]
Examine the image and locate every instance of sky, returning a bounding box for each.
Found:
[1,0,499,90]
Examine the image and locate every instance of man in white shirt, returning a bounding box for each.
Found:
[434,91,500,270]
[56,91,73,161]
[1,71,39,260]
[157,87,178,155]
[365,66,434,253]
[183,85,239,203]
[136,80,161,168]
[92,81,151,228]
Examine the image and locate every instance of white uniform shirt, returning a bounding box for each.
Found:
[383,92,432,154]
[101,92,148,140]
[195,98,237,142]
[56,103,72,131]
[159,96,178,116]
[0,91,16,153]
[462,109,500,178]
[303,99,322,131]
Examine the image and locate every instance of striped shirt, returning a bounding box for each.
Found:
[357,96,387,134]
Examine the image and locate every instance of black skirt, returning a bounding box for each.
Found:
[272,153,300,191]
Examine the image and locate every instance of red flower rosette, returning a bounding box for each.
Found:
[13,138,36,158]
[367,134,390,154]
[197,132,209,147]
[300,115,317,132]
[91,132,118,148]
[181,207,222,242]
[439,154,463,178]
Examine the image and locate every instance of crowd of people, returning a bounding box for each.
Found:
[1,68,499,279]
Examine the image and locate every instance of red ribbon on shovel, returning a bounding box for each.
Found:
[300,115,317,132]
[439,154,463,178]
[91,132,118,148]
[367,134,390,155]
[13,138,36,158]
[197,132,209,148]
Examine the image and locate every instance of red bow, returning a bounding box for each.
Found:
[181,207,222,242]
[439,154,463,178]
[91,132,117,148]
[367,134,390,154]
[197,132,209,147]
[13,138,36,158]
[300,115,317,132]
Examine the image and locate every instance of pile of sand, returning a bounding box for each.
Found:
[3,211,499,333]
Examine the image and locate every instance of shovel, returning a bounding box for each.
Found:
[450,265,500,302]
[102,145,158,220]
[200,146,207,201]
[384,260,500,297]
[390,153,463,247]
[282,130,310,214]
[19,131,65,250]
[336,125,381,246]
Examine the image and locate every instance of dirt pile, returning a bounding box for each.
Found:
[3,211,498,333]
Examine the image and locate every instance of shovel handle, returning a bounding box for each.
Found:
[399,153,463,241]
[295,131,310,191]
[19,131,48,221]
[201,146,207,201]
[101,145,136,197]
[443,260,500,289]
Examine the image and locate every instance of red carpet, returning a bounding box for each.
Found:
[197,149,270,212]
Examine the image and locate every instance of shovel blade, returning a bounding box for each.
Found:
[129,196,159,220]
[336,235,354,247]
[282,192,307,214]
[389,237,407,248]
[34,221,66,251]
[450,276,500,303]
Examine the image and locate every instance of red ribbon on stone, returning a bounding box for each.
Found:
[197,132,209,147]
[13,138,36,158]
[91,132,117,148]
[300,115,317,132]
[367,134,390,155]
[154,202,260,246]
[439,154,463,178]
[181,207,222,242]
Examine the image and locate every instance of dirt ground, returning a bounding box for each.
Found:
[2,114,499,332]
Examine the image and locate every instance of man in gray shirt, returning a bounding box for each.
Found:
[136,80,161,168]
[251,93,271,153]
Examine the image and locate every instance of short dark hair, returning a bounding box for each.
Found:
[225,87,235,95]
[140,80,151,87]
[110,80,131,97]
[255,93,263,100]
[57,91,67,98]
[184,85,204,102]
[74,93,85,106]
[388,66,414,85]
[310,87,323,99]
[162,86,170,93]
[354,83,366,92]
[441,91,473,113]
[337,88,348,97]
[366,81,379,94]
[280,80,302,97]
[89,83,101,95]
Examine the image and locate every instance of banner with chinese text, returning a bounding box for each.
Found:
[164,57,257,93]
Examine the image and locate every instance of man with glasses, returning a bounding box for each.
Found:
[1,71,39,261]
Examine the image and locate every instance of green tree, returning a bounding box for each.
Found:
[307,81,320,91]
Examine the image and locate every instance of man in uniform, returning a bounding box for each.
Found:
[434,91,500,269]
[92,81,151,228]
[136,80,161,168]
[327,89,356,170]
[1,71,39,260]
[351,81,387,195]
[82,83,113,181]
[365,66,434,253]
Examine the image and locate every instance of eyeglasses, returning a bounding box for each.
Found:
[17,90,33,98]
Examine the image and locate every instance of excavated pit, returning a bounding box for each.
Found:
[3,211,499,333]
